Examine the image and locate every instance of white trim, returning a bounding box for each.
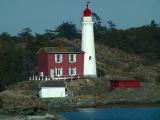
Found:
[55,54,62,63]
[69,67,76,76]
[69,54,76,63]
[50,68,55,78]
[55,68,63,77]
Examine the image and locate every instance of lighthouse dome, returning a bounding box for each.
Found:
[83,5,91,17]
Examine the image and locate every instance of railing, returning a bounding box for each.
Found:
[29,73,84,81]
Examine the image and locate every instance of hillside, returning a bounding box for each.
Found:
[96,43,160,82]
[64,39,160,82]
[0,22,160,88]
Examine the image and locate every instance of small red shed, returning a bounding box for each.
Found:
[110,80,140,91]
[37,47,84,79]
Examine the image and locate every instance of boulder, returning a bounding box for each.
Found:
[25,114,55,120]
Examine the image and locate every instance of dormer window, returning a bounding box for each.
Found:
[69,54,76,63]
[55,54,62,63]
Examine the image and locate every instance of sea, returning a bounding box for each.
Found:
[59,108,160,120]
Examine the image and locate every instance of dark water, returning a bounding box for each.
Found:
[60,108,160,120]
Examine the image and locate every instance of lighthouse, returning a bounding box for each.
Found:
[81,1,97,77]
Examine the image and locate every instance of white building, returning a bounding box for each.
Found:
[39,81,66,98]
[81,2,97,77]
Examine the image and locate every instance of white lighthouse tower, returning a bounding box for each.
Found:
[81,1,97,77]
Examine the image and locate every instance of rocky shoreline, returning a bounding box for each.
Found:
[0,114,56,120]
[0,102,160,120]
[1,80,160,119]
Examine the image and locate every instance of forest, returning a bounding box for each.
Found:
[0,13,160,90]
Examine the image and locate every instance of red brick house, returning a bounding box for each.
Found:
[37,47,84,79]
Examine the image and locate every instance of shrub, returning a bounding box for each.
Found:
[97,68,106,77]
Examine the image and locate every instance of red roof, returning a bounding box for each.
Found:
[83,5,91,17]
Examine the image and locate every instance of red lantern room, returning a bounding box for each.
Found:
[83,1,91,17]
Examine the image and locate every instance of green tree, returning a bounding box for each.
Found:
[150,20,158,27]
[18,28,34,42]
[92,12,107,40]
[107,20,116,30]
[54,22,79,39]
[0,32,14,52]
[43,30,56,40]
[92,12,102,24]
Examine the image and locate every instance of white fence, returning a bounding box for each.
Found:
[29,73,84,81]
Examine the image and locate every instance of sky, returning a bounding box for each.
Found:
[0,0,160,35]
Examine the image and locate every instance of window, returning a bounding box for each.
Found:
[69,67,76,76]
[55,68,63,76]
[69,54,76,63]
[89,56,92,60]
[55,54,62,63]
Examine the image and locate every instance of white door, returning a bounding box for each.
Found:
[50,68,54,78]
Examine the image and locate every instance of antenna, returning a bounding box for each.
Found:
[86,0,90,7]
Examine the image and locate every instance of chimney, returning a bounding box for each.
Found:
[58,41,64,50]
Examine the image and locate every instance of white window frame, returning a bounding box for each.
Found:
[55,54,62,63]
[69,67,76,76]
[55,68,63,77]
[69,54,76,63]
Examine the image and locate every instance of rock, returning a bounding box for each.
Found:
[0,89,47,115]
[25,114,55,120]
